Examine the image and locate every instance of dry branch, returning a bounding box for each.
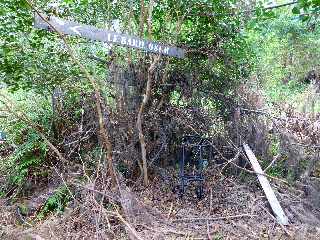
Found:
[25,0,116,185]
[260,205,293,238]
[136,56,160,186]
[210,142,288,184]
[264,154,280,172]
[139,0,146,37]
[0,92,67,163]
[173,213,257,222]
[113,211,145,240]
[202,1,298,17]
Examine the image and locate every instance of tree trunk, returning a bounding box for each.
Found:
[136,56,160,186]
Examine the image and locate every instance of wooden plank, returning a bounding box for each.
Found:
[34,13,185,59]
[243,143,289,225]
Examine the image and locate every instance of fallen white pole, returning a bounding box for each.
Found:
[243,143,289,225]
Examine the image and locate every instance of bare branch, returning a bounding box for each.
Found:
[25,0,116,184]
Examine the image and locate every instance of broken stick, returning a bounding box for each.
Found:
[243,143,289,225]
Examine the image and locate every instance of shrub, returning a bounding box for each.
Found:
[0,90,51,193]
[37,186,72,220]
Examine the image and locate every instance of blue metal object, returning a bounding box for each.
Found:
[0,131,7,141]
[178,135,213,199]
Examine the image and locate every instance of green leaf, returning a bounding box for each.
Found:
[300,15,310,22]
[292,6,301,14]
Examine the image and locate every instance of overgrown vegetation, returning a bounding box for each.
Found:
[1,0,320,239]
[247,8,320,108]
[37,186,72,220]
[0,91,51,193]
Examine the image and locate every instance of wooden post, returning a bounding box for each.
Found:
[243,143,289,225]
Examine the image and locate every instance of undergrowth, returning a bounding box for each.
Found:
[0,90,51,194]
[37,186,72,220]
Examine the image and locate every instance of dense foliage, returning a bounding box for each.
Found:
[247,3,320,108]
[1,0,320,221]
[0,0,251,95]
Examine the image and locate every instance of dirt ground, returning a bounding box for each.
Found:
[1,165,320,240]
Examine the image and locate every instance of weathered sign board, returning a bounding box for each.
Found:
[243,143,289,225]
[34,13,185,58]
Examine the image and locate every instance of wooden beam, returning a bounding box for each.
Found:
[34,13,185,59]
[243,143,289,225]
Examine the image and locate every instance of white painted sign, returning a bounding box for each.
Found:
[34,13,185,58]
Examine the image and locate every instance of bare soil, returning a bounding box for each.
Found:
[1,166,320,240]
